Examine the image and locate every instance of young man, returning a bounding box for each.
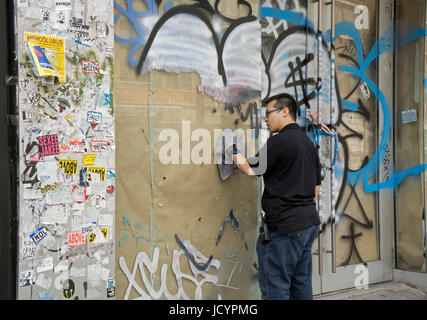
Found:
[232,93,321,300]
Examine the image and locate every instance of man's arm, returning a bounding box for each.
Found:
[232,153,257,177]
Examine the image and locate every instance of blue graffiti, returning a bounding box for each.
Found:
[261,6,314,29]
[261,6,427,192]
[332,22,427,188]
[114,0,173,66]
[37,292,54,300]
[364,164,427,192]
[334,66,392,185]
[341,99,358,112]
[103,93,111,106]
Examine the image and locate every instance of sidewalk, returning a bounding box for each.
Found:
[315,281,427,300]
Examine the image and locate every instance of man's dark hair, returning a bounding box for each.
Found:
[262,93,298,120]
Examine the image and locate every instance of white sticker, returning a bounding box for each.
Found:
[91,194,106,209]
[35,273,52,289]
[81,222,96,235]
[72,0,85,22]
[36,161,58,183]
[96,22,108,38]
[25,7,50,20]
[20,269,36,287]
[23,189,43,200]
[104,129,114,140]
[42,205,69,224]
[360,82,370,101]
[22,236,35,260]
[87,263,101,280]
[55,0,71,9]
[70,266,86,278]
[107,197,115,211]
[37,257,54,273]
[98,214,113,226]
[402,109,418,124]
[38,0,53,8]
[46,186,74,205]
[71,202,85,211]
[54,261,68,273]
[100,266,110,281]
[18,0,29,7]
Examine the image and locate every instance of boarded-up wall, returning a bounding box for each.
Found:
[114,0,261,300]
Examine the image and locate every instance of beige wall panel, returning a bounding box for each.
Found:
[394,0,426,272]
[114,0,260,299]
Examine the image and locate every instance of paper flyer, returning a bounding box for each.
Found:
[25,32,66,83]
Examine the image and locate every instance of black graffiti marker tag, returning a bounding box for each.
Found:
[285,53,321,116]
[174,234,213,271]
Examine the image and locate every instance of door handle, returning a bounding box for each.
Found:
[329,216,337,273]
[331,213,337,273]
[313,218,323,276]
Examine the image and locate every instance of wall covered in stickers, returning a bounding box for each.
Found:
[16,0,116,300]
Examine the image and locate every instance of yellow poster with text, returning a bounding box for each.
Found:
[25,33,66,83]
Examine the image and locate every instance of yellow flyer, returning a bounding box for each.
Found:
[25,32,66,83]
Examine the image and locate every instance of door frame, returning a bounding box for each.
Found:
[311,0,394,295]
[0,0,19,300]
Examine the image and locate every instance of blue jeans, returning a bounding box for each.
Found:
[256,224,319,300]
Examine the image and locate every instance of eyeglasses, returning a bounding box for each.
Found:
[265,108,282,117]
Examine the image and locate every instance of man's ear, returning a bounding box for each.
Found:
[282,106,289,118]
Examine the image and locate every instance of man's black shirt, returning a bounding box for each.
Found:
[250,123,321,235]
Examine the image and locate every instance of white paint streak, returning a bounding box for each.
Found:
[141,15,261,104]
[119,240,220,300]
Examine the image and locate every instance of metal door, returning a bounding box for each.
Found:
[306,0,394,294]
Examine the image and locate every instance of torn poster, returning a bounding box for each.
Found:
[25,32,66,83]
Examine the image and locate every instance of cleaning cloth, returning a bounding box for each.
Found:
[214,128,244,180]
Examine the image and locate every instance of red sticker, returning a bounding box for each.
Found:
[81,60,99,74]
[72,186,89,204]
[67,231,86,247]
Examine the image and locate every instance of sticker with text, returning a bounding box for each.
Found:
[87,111,102,124]
[30,226,48,245]
[82,60,99,74]
[87,167,106,182]
[67,230,86,247]
[107,277,115,298]
[72,185,89,203]
[38,134,60,157]
[83,154,96,166]
[59,159,78,174]
[91,140,109,152]
[69,139,86,153]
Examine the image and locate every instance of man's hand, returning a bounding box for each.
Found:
[232,153,256,177]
